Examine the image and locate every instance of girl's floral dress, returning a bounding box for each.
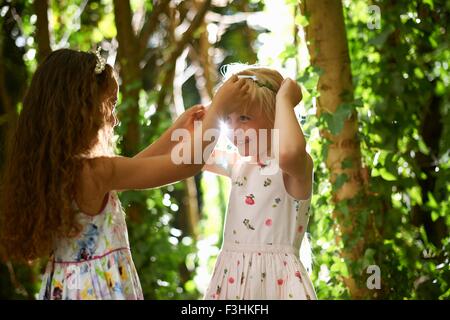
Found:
[38,192,143,300]
[205,153,317,300]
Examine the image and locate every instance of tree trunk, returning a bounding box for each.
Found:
[0,5,40,300]
[112,0,144,222]
[172,46,201,238]
[34,0,51,63]
[113,0,141,157]
[300,0,370,299]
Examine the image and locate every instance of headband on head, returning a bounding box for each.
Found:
[237,74,277,93]
[93,47,106,74]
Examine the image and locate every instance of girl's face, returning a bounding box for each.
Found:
[224,107,273,157]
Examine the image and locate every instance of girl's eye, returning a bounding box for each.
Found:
[239,115,251,122]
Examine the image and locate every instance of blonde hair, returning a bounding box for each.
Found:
[221,64,284,125]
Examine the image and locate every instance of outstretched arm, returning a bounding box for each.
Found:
[92,75,250,193]
[134,104,205,158]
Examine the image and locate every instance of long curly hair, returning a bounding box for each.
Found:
[0,49,118,262]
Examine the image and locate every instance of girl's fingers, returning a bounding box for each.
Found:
[191,104,205,112]
[186,106,204,117]
[236,78,247,88]
[227,74,238,84]
[194,109,206,116]
[240,84,251,96]
[231,74,239,82]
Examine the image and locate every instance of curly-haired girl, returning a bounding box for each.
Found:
[0,49,249,299]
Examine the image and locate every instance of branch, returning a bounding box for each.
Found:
[113,0,138,58]
[0,63,12,117]
[188,45,213,104]
[138,0,170,58]
[0,22,13,118]
[167,0,211,66]
[157,0,211,109]
[5,261,29,298]
[33,0,51,62]
[56,0,89,49]
[205,11,254,24]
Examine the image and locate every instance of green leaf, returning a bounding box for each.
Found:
[279,44,297,61]
[423,0,434,9]
[322,102,355,135]
[126,80,143,92]
[342,158,353,169]
[295,14,309,27]
[409,186,423,205]
[431,211,439,222]
[337,201,350,217]
[418,138,430,155]
[363,248,376,268]
[379,168,397,181]
[426,192,438,209]
[368,25,395,48]
[334,173,349,190]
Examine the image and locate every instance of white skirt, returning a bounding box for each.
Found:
[204,243,317,300]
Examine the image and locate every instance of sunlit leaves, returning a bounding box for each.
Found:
[294,14,309,27]
[320,102,355,135]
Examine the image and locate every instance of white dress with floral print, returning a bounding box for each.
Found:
[38,192,143,300]
[205,154,316,300]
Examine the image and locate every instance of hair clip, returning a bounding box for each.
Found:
[93,47,106,74]
[237,74,277,93]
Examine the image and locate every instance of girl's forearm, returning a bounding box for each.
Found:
[159,103,223,180]
[133,128,175,158]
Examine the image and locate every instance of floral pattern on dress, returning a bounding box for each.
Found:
[38,192,143,300]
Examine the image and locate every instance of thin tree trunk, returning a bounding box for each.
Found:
[0,6,39,300]
[113,0,141,157]
[156,0,212,110]
[34,0,51,63]
[113,0,144,222]
[173,48,200,238]
[300,0,370,298]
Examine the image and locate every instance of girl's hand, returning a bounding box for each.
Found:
[171,104,205,133]
[276,78,303,107]
[211,75,250,117]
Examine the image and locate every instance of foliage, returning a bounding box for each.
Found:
[293,0,450,299]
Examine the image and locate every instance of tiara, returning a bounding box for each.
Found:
[93,47,106,74]
[237,74,277,93]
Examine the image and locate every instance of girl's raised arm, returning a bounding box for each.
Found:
[275,78,313,199]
